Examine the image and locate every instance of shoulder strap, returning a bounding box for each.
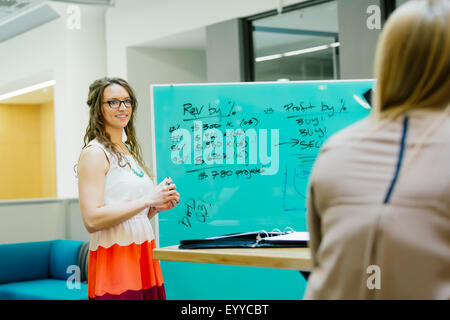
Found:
[85,139,113,165]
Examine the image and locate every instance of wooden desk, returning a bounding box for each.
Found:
[153,245,312,271]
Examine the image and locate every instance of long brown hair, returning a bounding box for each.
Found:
[82,77,152,178]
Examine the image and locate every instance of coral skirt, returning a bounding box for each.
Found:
[87,215,165,300]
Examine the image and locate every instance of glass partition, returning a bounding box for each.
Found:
[250,0,339,81]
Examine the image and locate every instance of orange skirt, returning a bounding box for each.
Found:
[88,240,165,300]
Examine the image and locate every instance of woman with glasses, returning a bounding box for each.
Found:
[77,77,180,300]
[304,0,449,299]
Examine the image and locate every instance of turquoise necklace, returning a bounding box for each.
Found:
[129,157,145,178]
[132,166,145,178]
[120,144,144,178]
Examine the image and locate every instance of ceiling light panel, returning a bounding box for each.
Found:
[48,0,114,6]
[0,1,59,43]
[0,0,43,22]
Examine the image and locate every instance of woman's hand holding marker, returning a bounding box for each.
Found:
[154,176,180,212]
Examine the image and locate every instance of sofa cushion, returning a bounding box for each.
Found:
[0,241,52,284]
[49,240,83,280]
[0,279,88,300]
[77,241,89,283]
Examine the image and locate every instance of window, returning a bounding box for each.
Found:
[248,0,339,81]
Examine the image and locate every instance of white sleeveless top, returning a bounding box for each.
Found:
[85,139,156,251]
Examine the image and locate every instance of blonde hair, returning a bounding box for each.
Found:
[372,0,450,120]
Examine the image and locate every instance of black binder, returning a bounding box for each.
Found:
[179,229,309,249]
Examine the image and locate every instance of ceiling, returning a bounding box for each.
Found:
[0,0,114,42]
[0,0,111,22]
[50,0,113,4]
[0,0,42,23]
[139,27,206,51]
[0,85,54,105]
[1,0,337,52]
[141,0,338,55]
[0,0,59,43]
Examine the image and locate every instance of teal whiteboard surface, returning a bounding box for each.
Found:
[152,80,374,299]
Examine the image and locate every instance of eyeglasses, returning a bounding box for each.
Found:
[103,99,134,109]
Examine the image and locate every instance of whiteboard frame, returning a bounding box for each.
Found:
[150,85,159,247]
[151,78,374,88]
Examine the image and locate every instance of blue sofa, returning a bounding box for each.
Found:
[0,240,89,300]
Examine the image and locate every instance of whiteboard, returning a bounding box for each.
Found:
[151,80,373,299]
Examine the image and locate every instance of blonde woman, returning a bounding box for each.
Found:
[77,77,180,300]
[304,0,449,299]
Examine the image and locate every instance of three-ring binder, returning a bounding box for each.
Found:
[179,227,309,249]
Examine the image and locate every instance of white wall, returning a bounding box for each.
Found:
[0,16,63,96]
[66,199,90,242]
[0,199,89,244]
[206,19,246,82]
[105,0,307,78]
[0,3,107,199]
[337,0,382,79]
[0,200,65,244]
[51,3,108,198]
